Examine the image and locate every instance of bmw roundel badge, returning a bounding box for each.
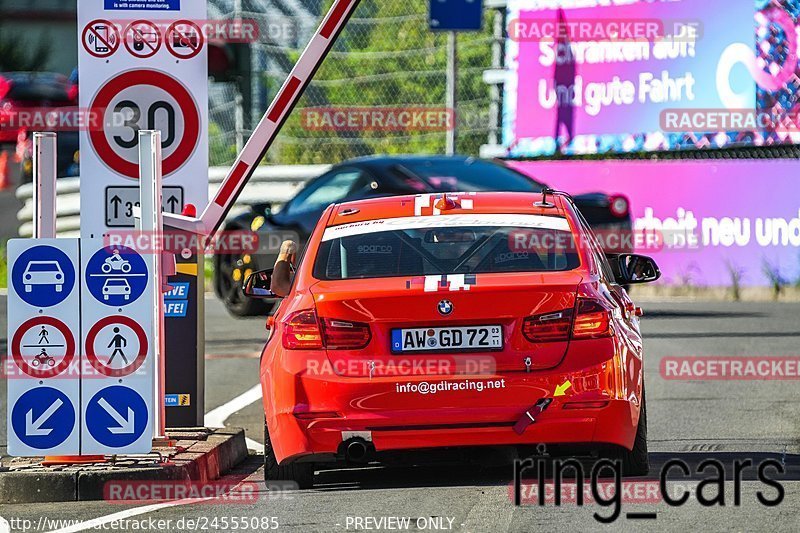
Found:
[438,299,453,315]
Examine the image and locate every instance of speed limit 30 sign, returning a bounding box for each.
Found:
[78,0,208,233]
[89,69,200,179]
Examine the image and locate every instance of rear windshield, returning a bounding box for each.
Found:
[313,214,580,280]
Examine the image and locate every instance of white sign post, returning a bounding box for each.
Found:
[138,130,166,441]
[77,0,208,236]
[32,132,57,239]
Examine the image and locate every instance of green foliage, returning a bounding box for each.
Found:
[0,243,7,290]
[209,121,240,167]
[0,36,50,71]
[271,0,493,164]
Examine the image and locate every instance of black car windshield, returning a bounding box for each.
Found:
[313,214,579,280]
[393,159,543,193]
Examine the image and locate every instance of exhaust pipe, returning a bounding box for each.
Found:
[343,438,374,463]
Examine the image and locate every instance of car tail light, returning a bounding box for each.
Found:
[523,310,573,343]
[609,195,629,218]
[522,298,612,342]
[321,318,372,350]
[282,310,371,350]
[572,299,612,339]
[0,77,9,101]
[282,310,323,349]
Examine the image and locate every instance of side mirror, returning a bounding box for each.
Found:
[243,268,278,299]
[611,254,661,285]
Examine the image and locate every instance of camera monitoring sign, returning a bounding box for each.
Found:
[78,0,208,233]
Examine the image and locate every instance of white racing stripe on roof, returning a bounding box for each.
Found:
[322,214,570,242]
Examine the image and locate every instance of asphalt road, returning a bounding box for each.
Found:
[1,296,799,532]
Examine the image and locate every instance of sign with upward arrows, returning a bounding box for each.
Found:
[106,186,184,227]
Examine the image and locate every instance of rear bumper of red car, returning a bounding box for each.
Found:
[262,354,642,464]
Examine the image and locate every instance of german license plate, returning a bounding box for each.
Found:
[391,325,503,353]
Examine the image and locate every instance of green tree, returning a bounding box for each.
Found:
[0,37,50,71]
[272,0,493,164]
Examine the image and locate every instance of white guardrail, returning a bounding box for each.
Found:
[16,164,331,237]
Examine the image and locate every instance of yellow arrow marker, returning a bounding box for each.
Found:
[554,380,572,397]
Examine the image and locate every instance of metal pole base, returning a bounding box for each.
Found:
[42,455,107,466]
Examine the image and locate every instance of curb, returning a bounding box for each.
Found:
[0,427,249,503]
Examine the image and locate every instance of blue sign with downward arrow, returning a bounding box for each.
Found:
[11,387,75,450]
[86,386,148,448]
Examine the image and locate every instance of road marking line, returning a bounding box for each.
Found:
[45,383,266,532]
[45,498,214,533]
[204,383,263,451]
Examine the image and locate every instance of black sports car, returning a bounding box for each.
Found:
[214,155,633,316]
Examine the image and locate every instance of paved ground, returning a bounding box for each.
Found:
[1,296,799,532]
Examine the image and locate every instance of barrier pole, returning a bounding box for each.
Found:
[161,0,363,237]
[138,130,166,439]
[32,132,57,239]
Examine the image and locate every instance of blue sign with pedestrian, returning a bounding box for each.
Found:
[85,246,148,306]
[429,0,483,31]
[11,245,76,308]
[86,386,148,448]
[11,387,75,450]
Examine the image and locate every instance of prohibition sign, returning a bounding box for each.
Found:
[88,69,200,179]
[12,316,76,379]
[82,19,120,59]
[124,20,162,59]
[166,20,204,60]
[85,316,149,377]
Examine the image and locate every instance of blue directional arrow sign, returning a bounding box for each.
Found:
[86,386,148,448]
[11,387,75,450]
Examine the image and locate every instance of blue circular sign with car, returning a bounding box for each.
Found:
[85,246,148,306]
[12,245,76,307]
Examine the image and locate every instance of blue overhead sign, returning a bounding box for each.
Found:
[11,387,76,450]
[430,0,483,31]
